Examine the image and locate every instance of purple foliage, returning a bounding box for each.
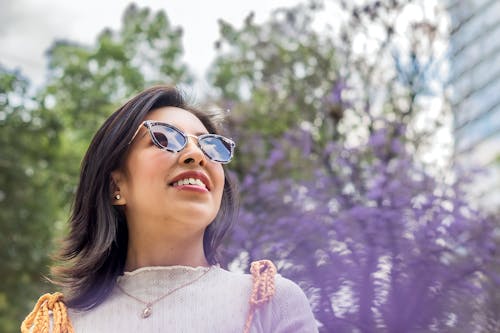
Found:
[225,122,499,332]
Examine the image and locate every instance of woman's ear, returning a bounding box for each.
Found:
[110,170,126,206]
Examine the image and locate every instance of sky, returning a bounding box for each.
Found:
[0,0,302,89]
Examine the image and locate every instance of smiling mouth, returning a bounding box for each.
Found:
[171,178,207,190]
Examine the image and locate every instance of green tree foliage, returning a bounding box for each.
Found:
[210,3,337,129]
[0,66,62,332]
[210,0,449,175]
[209,2,339,178]
[43,3,191,139]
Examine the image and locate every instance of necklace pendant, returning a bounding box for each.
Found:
[142,304,152,318]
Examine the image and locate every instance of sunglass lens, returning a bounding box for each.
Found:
[150,125,186,151]
[199,136,233,162]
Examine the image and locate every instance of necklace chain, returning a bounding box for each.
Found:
[116,266,212,318]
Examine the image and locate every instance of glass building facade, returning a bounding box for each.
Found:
[447,0,500,209]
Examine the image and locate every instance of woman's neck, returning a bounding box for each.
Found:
[124,230,209,271]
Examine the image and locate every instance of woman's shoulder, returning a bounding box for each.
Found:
[213,262,308,303]
[274,273,310,301]
[221,260,318,332]
[247,262,318,333]
[260,275,318,332]
[209,262,311,312]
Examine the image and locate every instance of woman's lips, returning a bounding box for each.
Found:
[171,178,207,189]
[169,171,210,191]
[172,183,209,193]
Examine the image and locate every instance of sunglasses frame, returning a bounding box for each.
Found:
[129,120,235,164]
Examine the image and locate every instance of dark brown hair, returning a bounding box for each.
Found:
[52,85,236,310]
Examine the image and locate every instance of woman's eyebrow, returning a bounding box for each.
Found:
[147,120,209,136]
[171,127,208,136]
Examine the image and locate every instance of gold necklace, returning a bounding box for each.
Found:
[116,266,212,318]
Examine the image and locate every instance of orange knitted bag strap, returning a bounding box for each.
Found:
[21,292,75,333]
[243,260,277,333]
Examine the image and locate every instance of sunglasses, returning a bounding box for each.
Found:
[129,120,235,164]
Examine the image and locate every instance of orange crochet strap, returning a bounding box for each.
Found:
[243,260,277,333]
[21,292,75,333]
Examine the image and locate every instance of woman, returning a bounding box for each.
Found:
[22,86,318,332]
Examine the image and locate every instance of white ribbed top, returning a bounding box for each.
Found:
[67,265,318,332]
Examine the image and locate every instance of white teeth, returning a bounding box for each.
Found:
[172,178,207,189]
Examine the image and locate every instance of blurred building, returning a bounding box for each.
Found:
[447,0,500,209]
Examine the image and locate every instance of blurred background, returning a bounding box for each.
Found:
[1,0,499,332]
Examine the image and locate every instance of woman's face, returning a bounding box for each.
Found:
[113,107,225,235]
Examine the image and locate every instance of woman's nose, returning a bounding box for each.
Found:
[179,137,207,166]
